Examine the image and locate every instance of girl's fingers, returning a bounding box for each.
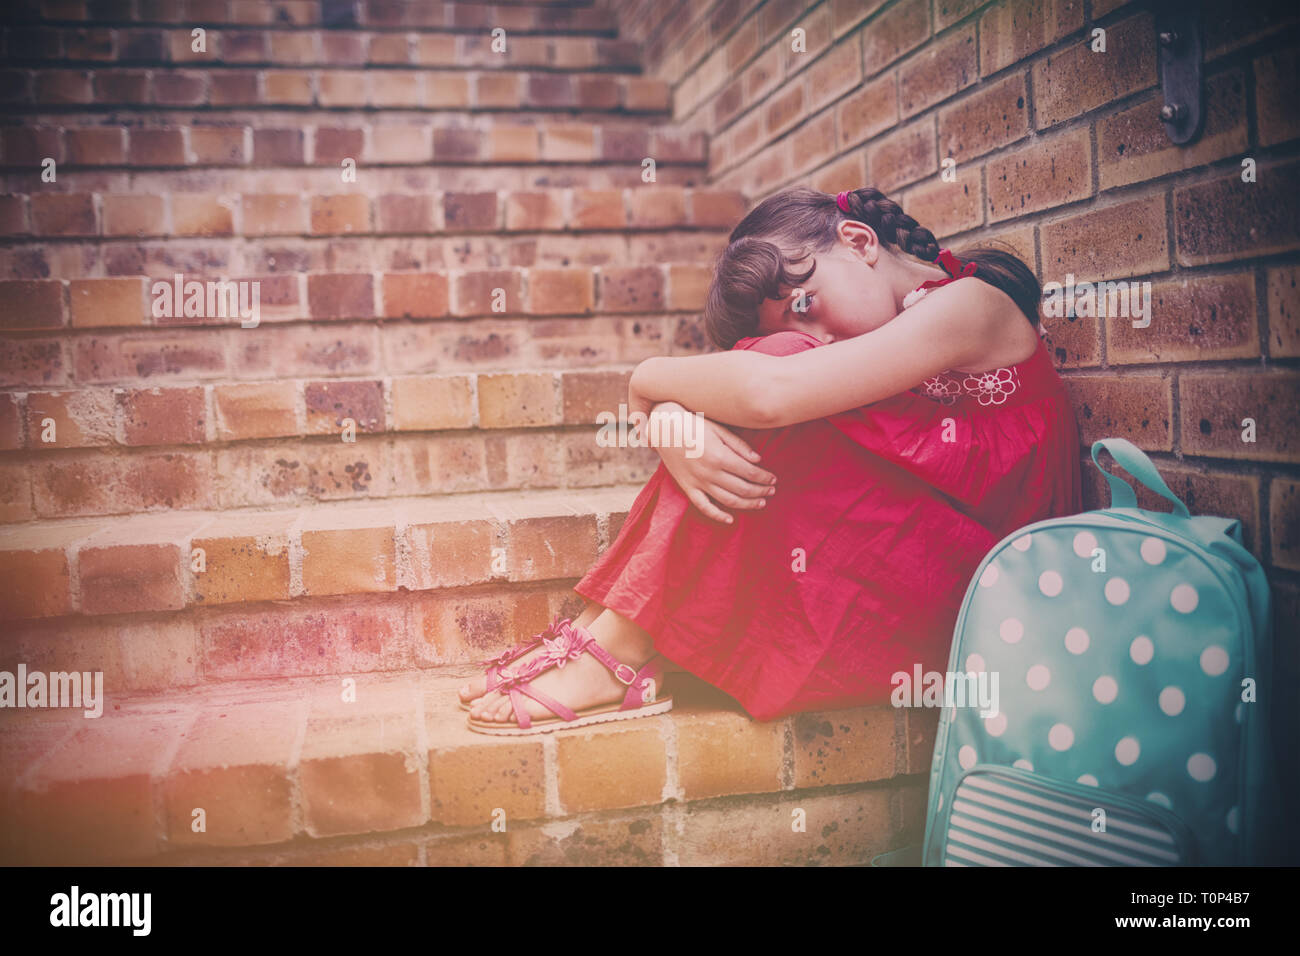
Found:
[713,471,775,502]
[714,423,762,462]
[688,488,734,524]
[708,484,767,512]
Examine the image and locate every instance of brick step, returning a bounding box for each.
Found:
[2,228,727,282]
[0,666,935,864]
[1,68,670,113]
[0,309,708,392]
[1,188,737,245]
[2,162,709,206]
[1,263,715,326]
[15,1,613,31]
[1,120,707,169]
[4,364,638,442]
[3,26,639,70]
[0,482,643,622]
[1,373,663,519]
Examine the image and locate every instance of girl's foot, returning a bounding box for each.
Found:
[468,611,657,726]
[456,606,602,708]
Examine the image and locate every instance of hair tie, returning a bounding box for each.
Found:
[836,191,850,213]
[935,248,977,278]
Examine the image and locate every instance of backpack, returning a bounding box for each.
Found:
[914,438,1282,866]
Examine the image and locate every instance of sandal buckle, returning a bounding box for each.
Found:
[613,663,637,685]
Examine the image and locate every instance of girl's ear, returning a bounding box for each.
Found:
[837,220,881,264]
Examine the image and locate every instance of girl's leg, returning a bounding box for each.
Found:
[456,599,605,705]
[470,607,659,724]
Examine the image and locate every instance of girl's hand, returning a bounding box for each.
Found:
[647,402,777,524]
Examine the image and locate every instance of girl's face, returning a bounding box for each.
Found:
[754,222,903,344]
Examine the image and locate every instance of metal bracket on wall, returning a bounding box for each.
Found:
[1153,1,1205,145]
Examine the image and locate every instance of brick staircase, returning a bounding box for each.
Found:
[0,0,931,865]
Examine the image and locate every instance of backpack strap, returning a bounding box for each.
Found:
[1090,438,1191,518]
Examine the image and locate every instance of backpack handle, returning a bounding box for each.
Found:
[1090,438,1191,518]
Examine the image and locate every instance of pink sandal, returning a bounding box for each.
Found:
[458,614,567,711]
[466,618,672,735]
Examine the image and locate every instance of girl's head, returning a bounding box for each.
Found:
[703,185,1042,349]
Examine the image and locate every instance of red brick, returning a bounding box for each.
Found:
[252,127,303,165]
[65,127,125,165]
[189,125,246,164]
[79,542,185,614]
[1268,266,1300,358]
[1108,273,1258,363]
[627,187,687,228]
[312,126,363,164]
[68,277,147,328]
[390,375,474,430]
[308,273,374,319]
[453,269,521,317]
[372,193,434,234]
[569,189,625,230]
[171,194,234,236]
[310,194,370,234]
[0,279,64,330]
[554,722,666,812]
[982,0,1088,76]
[938,71,1029,163]
[793,707,898,787]
[35,69,93,104]
[25,389,115,448]
[301,523,397,595]
[117,386,206,446]
[101,194,163,236]
[30,193,96,236]
[477,372,557,429]
[1272,480,1300,572]
[443,191,497,231]
[304,379,384,434]
[1174,161,1300,265]
[598,266,664,312]
[192,517,293,605]
[241,193,305,235]
[381,272,448,319]
[1180,371,1300,463]
[0,530,87,619]
[1062,373,1174,451]
[95,69,151,103]
[0,194,27,235]
[1040,195,1169,282]
[263,70,313,105]
[1031,11,1155,129]
[987,127,1093,222]
[127,128,185,165]
[209,70,257,105]
[525,268,593,315]
[213,381,299,440]
[3,127,63,166]
[486,125,538,162]
[502,191,562,232]
[0,394,19,451]
[369,70,422,107]
[506,513,596,581]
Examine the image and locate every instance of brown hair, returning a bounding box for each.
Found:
[703,185,1042,349]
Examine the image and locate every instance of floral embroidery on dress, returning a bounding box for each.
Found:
[961,365,1021,406]
[905,282,1022,406]
[917,375,963,405]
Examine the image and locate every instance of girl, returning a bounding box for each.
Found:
[459,185,1082,733]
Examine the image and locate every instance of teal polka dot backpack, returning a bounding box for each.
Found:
[918,438,1282,866]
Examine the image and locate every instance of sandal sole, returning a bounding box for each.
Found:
[466,696,673,735]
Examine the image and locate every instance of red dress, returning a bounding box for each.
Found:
[573,278,1083,721]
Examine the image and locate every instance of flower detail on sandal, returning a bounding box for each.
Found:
[961,366,1020,406]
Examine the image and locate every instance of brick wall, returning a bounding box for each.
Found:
[600,0,1300,848]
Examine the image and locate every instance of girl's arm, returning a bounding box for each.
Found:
[629,277,1014,429]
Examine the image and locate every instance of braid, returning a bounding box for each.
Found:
[841,187,941,262]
